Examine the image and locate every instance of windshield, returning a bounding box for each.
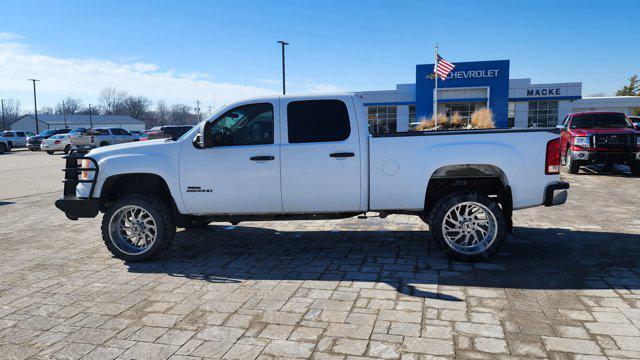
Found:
[38,130,56,136]
[570,113,633,129]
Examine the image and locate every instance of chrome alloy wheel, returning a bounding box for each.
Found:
[441,201,497,255]
[108,205,158,255]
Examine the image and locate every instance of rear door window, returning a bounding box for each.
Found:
[287,100,350,143]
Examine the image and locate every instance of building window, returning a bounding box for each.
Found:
[408,105,416,125]
[508,102,515,128]
[448,103,476,124]
[368,106,397,134]
[528,100,558,128]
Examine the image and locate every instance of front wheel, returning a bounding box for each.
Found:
[430,192,506,261]
[101,194,175,262]
[565,150,581,174]
[0,143,6,154]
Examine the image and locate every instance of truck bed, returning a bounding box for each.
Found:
[368,127,560,211]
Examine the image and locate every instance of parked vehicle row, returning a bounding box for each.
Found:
[140,125,193,141]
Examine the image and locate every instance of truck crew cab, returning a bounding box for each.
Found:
[559,112,640,174]
[55,94,568,262]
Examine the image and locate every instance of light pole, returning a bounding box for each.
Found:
[88,104,94,129]
[277,41,289,95]
[28,79,40,133]
[1,99,6,131]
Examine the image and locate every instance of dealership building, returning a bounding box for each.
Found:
[357,60,640,133]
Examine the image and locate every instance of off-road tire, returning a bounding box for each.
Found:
[46,150,55,155]
[101,193,175,262]
[99,141,109,147]
[565,150,581,174]
[430,192,506,261]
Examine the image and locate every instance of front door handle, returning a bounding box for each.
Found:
[250,155,275,161]
[330,152,355,158]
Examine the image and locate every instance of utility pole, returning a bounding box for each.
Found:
[88,104,94,128]
[277,41,289,95]
[28,79,40,133]
[1,99,6,131]
[195,100,201,121]
[61,99,68,128]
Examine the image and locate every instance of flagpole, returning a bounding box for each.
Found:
[433,43,438,118]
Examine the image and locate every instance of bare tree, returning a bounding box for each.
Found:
[170,104,192,125]
[39,106,54,115]
[123,95,152,119]
[156,101,169,126]
[98,87,128,115]
[1,99,21,130]
[55,97,82,115]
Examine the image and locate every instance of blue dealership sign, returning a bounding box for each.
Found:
[415,60,510,128]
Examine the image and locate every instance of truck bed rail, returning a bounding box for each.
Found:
[372,127,560,138]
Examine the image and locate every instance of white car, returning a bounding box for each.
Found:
[1,130,36,148]
[55,93,569,262]
[40,133,73,154]
[68,128,138,148]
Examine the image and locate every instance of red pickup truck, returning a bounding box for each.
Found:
[559,112,640,175]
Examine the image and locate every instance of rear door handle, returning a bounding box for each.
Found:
[330,152,355,158]
[250,155,275,161]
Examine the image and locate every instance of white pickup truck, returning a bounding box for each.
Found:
[68,127,138,148]
[55,94,568,262]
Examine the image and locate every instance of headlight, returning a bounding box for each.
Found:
[80,159,93,180]
[573,136,589,147]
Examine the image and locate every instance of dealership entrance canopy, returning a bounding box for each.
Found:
[357,59,639,133]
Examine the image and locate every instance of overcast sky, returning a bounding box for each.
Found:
[1,0,638,112]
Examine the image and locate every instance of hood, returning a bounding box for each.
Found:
[87,139,174,160]
[28,136,45,141]
[569,127,637,136]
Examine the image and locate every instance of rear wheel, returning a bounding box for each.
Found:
[46,150,55,155]
[99,141,109,147]
[0,143,6,154]
[101,193,175,262]
[565,150,581,174]
[430,192,506,261]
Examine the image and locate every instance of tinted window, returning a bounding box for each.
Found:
[16,132,25,137]
[3,132,14,137]
[89,129,109,135]
[570,113,633,129]
[210,103,274,146]
[112,128,129,135]
[287,100,350,143]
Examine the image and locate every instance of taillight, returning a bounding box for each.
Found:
[80,159,91,180]
[545,138,561,175]
[54,140,61,144]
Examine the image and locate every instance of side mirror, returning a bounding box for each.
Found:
[198,121,213,148]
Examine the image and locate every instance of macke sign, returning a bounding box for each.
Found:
[527,88,561,96]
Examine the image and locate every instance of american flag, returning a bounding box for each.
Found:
[434,54,455,80]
